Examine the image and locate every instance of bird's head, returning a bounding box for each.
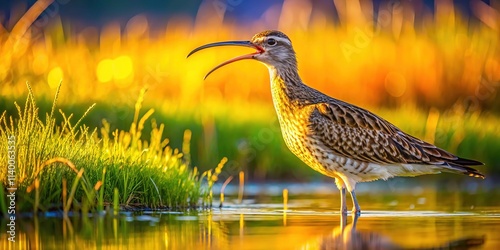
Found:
[187,30,297,79]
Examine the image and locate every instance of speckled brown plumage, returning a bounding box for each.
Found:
[188,30,484,214]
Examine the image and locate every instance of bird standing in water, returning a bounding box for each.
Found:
[188,30,484,215]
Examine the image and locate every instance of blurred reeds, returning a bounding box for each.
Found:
[1,0,499,180]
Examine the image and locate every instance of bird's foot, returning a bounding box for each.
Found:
[341,207,348,215]
[352,209,361,216]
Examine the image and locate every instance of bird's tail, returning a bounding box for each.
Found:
[441,157,485,179]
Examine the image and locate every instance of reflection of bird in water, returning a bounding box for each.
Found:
[317,214,397,250]
[314,214,485,250]
[188,30,484,215]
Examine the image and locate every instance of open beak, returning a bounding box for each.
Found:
[187,41,264,79]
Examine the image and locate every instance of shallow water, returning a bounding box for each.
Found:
[2,181,500,249]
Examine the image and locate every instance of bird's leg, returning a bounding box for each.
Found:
[335,178,348,214]
[349,190,361,215]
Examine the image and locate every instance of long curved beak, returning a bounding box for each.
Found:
[187,41,264,79]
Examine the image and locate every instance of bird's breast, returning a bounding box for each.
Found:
[272,99,329,172]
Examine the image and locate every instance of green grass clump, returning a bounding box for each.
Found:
[0,83,224,214]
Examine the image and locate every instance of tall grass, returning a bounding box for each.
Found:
[0,83,225,213]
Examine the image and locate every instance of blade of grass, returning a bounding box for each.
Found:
[149,177,162,207]
[98,168,106,212]
[64,169,84,217]
[113,188,119,215]
[34,178,39,214]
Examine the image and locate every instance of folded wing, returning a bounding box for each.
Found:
[308,101,484,178]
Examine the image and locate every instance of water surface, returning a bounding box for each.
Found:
[2,181,500,249]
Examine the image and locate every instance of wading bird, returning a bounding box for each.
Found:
[187,30,484,215]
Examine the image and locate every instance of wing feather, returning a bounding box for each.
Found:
[308,101,483,173]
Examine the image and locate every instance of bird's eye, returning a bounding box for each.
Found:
[267,38,277,46]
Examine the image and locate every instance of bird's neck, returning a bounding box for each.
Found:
[268,65,303,96]
[268,65,305,119]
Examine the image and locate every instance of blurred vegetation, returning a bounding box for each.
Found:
[1,0,499,181]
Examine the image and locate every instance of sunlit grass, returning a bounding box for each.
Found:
[0,83,225,213]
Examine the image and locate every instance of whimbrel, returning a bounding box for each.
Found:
[188,30,484,215]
